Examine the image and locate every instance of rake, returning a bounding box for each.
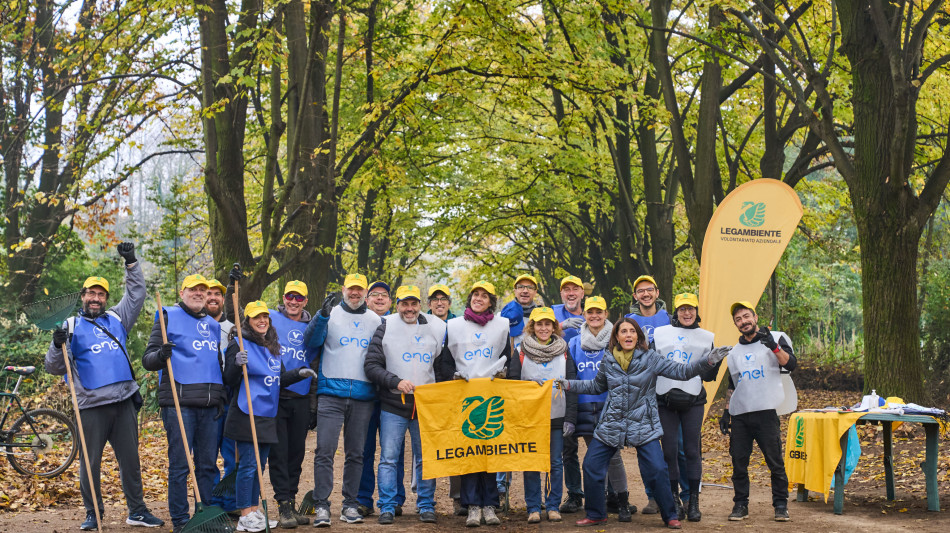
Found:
[157,293,236,533]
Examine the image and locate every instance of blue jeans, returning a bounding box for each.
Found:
[235,440,271,509]
[210,407,238,511]
[584,438,677,521]
[523,429,563,513]
[644,428,689,500]
[161,406,221,526]
[358,401,405,509]
[378,410,435,513]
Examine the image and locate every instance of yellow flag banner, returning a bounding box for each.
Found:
[699,180,803,419]
[415,378,552,479]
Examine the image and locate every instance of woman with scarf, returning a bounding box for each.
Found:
[651,293,718,522]
[558,318,726,529]
[436,281,511,527]
[507,307,577,523]
[565,297,632,521]
[223,301,316,532]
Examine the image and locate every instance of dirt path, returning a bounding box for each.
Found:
[3,390,949,532]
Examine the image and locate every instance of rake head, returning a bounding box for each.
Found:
[23,291,80,331]
[298,490,317,516]
[181,503,236,533]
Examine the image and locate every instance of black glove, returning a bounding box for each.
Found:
[116,242,136,265]
[214,403,225,420]
[321,293,342,317]
[53,327,68,347]
[757,326,778,350]
[229,264,244,282]
[719,409,731,435]
[159,342,175,362]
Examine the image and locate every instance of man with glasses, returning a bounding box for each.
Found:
[500,274,540,354]
[367,281,393,317]
[426,284,456,322]
[553,275,586,343]
[269,280,319,527]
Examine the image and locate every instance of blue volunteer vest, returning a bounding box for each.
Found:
[553,304,584,343]
[237,341,281,418]
[567,336,607,404]
[160,306,223,385]
[269,311,315,395]
[626,309,670,344]
[69,313,133,389]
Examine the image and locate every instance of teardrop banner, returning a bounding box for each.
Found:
[699,179,803,419]
[416,378,552,478]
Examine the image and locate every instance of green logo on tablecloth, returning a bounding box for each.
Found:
[794,416,805,448]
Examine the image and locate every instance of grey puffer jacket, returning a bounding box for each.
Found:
[568,348,710,449]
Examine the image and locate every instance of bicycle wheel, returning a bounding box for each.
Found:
[6,408,78,477]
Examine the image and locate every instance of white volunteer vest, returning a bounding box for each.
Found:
[653,325,714,396]
[321,305,382,382]
[382,315,446,394]
[727,333,786,415]
[519,350,567,419]
[446,315,510,378]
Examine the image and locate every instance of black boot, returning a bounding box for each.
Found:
[278,500,298,529]
[605,491,619,514]
[617,492,633,522]
[687,493,701,522]
[670,481,685,519]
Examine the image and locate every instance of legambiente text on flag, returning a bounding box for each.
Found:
[415,378,552,478]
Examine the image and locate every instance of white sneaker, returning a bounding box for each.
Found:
[340,507,363,524]
[482,506,500,526]
[466,506,482,527]
[237,512,266,532]
[256,510,278,529]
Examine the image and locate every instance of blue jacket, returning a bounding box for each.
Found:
[304,304,376,401]
[567,335,607,436]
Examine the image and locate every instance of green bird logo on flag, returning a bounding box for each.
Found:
[739,201,767,227]
[461,396,505,440]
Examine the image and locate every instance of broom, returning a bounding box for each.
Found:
[232,282,272,532]
[157,293,235,533]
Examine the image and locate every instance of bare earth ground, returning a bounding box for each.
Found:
[2,389,950,533]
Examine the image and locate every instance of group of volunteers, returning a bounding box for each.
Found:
[45,242,798,532]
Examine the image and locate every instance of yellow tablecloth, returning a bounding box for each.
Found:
[785,412,865,501]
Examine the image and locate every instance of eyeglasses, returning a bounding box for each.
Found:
[430,296,450,303]
[368,292,390,298]
[284,293,306,302]
[515,284,537,291]
[635,287,656,295]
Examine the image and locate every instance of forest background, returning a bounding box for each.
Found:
[2,0,950,408]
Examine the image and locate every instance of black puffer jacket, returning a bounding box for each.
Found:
[143,303,227,409]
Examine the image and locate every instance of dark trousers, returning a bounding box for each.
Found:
[161,406,221,526]
[78,398,148,516]
[269,396,310,501]
[562,434,584,498]
[584,438,678,522]
[729,409,789,507]
[357,401,405,509]
[659,404,704,495]
[460,472,499,508]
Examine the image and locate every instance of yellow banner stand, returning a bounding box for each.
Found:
[416,378,552,479]
[699,180,803,419]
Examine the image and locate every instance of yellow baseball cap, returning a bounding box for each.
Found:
[244,300,270,318]
[529,306,557,324]
[673,293,699,310]
[471,281,496,296]
[284,280,308,297]
[181,274,211,291]
[83,276,110,293]
[633,275,658,290]
[560,275,583,290]
[514,274,538,287]
[343,273,368,289]
[428,284,451,299]
[730,301,756,316]
[396,285,421,301]
[207,279,227,294]
[584,296,607,312]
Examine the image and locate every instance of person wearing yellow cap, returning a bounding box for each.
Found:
[143,273,227,531]
[624,275,671,349]
[718,301,796,523]
[303,273,382,526]
[562,296,630,520]
[652,293,719,523]
[222,301,315,532]
[553,275,585,344]
[499,274,540,355]
[45,242,164,530]
[435,281,511,527]
[506,307,577,524]
[265,280,320,527]
[558,318,725,529]
[363,285,447,524]
[426,284,456,322]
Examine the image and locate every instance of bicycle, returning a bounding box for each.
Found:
[1,365,78,477]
